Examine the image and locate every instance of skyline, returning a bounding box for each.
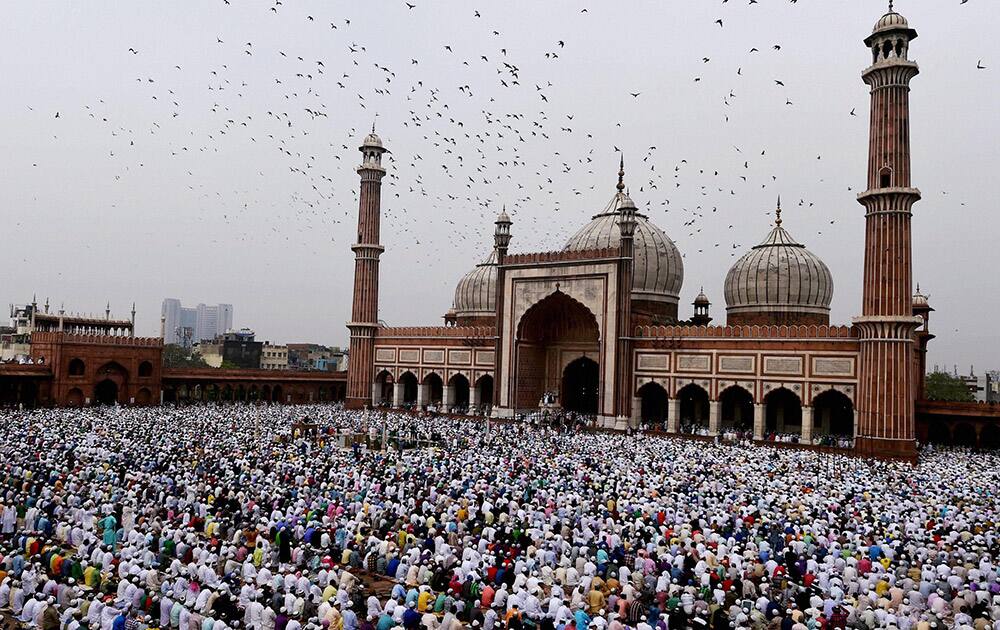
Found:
[2,1,997,369]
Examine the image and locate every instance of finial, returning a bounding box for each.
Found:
[775,195,782,226]
[616,154,625,192]
[888,0,894,12]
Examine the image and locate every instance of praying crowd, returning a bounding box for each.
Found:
[1,404,999,630]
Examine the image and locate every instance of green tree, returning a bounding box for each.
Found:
[161,344,209,368]
[924,371,974,402]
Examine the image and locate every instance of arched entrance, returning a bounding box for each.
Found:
[375,370,394,406]
[67,387,85,407]
[95,380,119,405]
[637,382,668,428]
[677,383,709,431]
[562,357,599,415]
[764,388,802,437]
[720,385,753,432]
[398,372,418,406]
[475,375,494,413]
[136,388,152,405]
[423,373,444,407]
[515,291,601,412]
[93,361,128,406]
[448,374,470,411]
[812,389,854,438]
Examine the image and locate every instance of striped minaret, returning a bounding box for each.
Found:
[345,127,387,409]
[854,6,923,460]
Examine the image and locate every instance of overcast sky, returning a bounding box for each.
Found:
[2,1,997,373]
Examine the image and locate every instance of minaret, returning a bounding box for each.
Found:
[490,207,512,412]
[346,126,388,409]
[613,157,637,427]
[854,4,924,460]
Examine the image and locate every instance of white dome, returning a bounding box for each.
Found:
[724,224,833,317]
[563,191,684,306]
[452,249,498,318]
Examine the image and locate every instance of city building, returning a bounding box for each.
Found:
[196,328,262,369]
[161,299,233,347]
[346,7,942,460]
[288,344,347,371]
[261,342,289,370]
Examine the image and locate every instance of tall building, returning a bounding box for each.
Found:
[161,299,233,346]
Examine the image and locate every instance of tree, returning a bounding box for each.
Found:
[162,344,209,368]
[924,371,974,402]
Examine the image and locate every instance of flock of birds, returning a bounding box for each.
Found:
[18,1,990,322]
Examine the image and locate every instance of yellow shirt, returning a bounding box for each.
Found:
[418,591,434,612]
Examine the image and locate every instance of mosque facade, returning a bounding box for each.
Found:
[345,8,934,460]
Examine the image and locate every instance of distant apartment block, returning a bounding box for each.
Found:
[161,299,233,346]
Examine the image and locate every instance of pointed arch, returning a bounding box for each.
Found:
[637,381,668,428]
[719,384,754,431]
[764,386,802,437]
[677,382,709,430]
[812,388,855,438]
[448,373,470,411]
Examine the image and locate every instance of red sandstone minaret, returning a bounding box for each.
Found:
[346,127,388,410]
[613,157,636,427]
[854,4,924,459]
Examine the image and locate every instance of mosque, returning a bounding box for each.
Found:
[346,7,934,460]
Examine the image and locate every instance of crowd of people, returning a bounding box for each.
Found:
[1,404,999,630]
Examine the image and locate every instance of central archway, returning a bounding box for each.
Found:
[93,361,128,406]
[94,379,119,405]
[562,357,599,414]
[514,291,600,411]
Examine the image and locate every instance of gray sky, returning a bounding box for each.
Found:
[2,1,997,373]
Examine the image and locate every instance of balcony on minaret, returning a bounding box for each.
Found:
[864,11,917,61]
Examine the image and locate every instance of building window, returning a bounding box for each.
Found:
[68,358,85,376]
[138,361,153,377]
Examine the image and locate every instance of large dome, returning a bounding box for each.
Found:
[724,214,833,325]
[564,191,684,308]
[452,249,498,319]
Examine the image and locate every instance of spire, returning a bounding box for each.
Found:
[616,154,625,192]
[775,195,782,226]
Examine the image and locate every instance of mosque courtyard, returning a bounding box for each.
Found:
[1,404,999,630]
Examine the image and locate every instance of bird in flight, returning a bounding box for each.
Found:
[629,92,640,98]
[977,60,987,69]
